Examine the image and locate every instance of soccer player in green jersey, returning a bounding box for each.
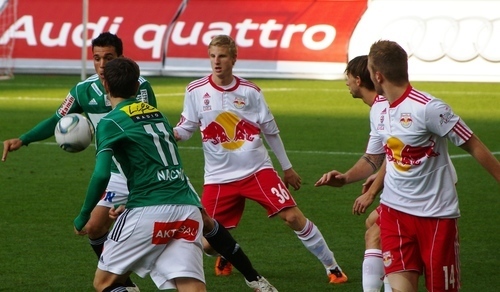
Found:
[3,32,154,289]
[3,32,276,291]
[73,56,206,291]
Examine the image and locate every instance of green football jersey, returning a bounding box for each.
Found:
[96,99,201,208]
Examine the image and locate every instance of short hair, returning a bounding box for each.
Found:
[92,32,123,56]
[345,55,375,91]
[368,40,408,85]
[103,57,140,99]
[208,35,237,58]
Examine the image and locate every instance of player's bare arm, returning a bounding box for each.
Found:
[459,134,500,182]
[360,154,386,192]
[361,153,385,172]
[343,153,384,183]
[361,173,378,194]
[2,138,23,161]
[353,160,386,215]
[315,153,384,187]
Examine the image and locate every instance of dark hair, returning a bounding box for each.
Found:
[92,32,123,56]
[345,55,375,91]
[103,57,140,98]
[368,40,408,85]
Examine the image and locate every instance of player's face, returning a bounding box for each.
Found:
[209,45,235,85]
[93,46,119,83]
[345,73,362,99]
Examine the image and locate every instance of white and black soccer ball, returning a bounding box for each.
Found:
[54,113,94,153]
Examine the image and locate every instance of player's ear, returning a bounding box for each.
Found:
[375,71,383,83]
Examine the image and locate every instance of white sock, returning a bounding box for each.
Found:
[383,276,392,292]
[295,219,339,272]
[363,249,384,292]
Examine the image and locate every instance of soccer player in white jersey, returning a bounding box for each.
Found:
[350,40,499,292]
[174,34,348,285]
[316,55,391,292]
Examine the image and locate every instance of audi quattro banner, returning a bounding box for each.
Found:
[1,0,367,79]
[349,0,500,82]
[1,0,499,81]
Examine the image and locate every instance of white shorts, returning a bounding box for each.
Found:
[96,172,129,208]
[98,204,205,290]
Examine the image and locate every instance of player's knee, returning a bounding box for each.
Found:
[85,221,109,239]
[86,208,114,237]
[93,278,106,292]
[279,207,306,230]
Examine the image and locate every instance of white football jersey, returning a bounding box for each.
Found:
[177,75,277,184]
[366,86,472,218]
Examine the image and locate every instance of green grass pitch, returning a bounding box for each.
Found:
[0,74,498,291]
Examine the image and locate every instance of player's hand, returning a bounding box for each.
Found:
[173,129,181,141]
[352,191,376,215]
[314,170,347,187]
[2,138,23,162]
[109,205,125,220]
[74,226,87,236]
[361,173,378,194]
[283,168,301,191]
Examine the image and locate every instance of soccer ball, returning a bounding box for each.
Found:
[54,113,94,153]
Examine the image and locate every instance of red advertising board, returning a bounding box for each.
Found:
[1,0,367,78]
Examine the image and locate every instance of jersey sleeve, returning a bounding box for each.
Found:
[58,88,84,118]
[73,150,113,231]
[179,88,200,125]
[366,107,385,154]
[256,90,275,125]
[19,114,60,145]
[20,84,85,145]
[425,99,472,146]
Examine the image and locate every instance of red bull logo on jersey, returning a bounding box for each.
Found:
[201,111,260,150]
[152,219,199,244]
[385,136,440,171]
[383,251,393,267]
[233,96,246,109]
[400,113,412,128]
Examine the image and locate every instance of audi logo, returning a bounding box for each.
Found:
[380,17,500,62]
